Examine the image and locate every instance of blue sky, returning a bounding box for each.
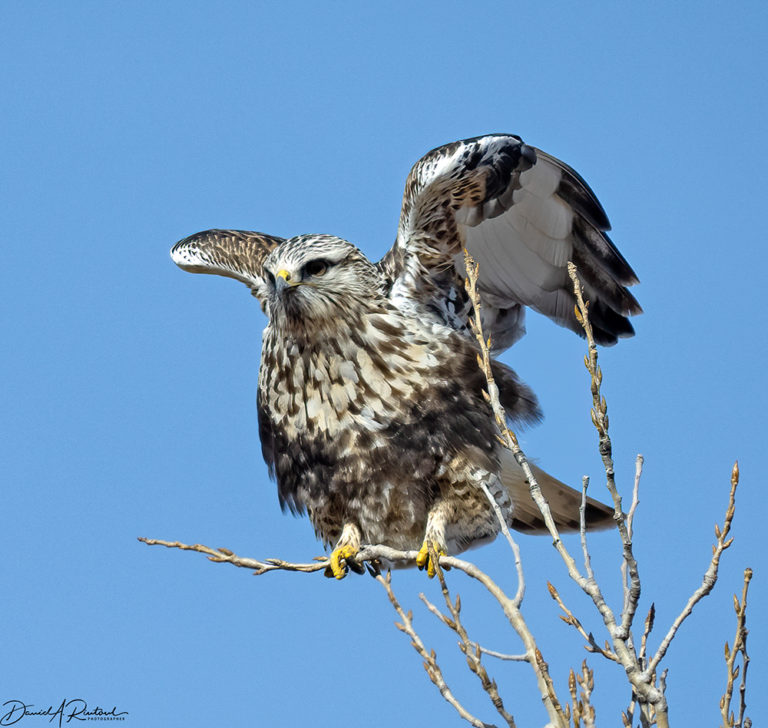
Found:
[2,2,765,726]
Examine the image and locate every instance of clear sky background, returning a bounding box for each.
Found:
[2,3,765,726]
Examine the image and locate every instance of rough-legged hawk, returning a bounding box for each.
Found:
[171,134,640,577]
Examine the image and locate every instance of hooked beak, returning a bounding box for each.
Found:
[275,269,299,292]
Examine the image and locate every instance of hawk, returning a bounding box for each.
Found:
[171,134,640,578]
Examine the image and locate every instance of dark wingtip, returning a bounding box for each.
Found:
[590,303,637,346]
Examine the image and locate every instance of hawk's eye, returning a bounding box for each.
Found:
[265,269,276,287]
[303,259,329,277]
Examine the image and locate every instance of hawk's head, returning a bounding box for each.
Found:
[263,235,379,328]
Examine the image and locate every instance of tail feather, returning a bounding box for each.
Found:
[499,451,614,533]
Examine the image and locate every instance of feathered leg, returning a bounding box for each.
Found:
[416,502,450,578]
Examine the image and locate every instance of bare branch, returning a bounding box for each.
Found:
[568,669,580,728]
[138,537,328,574]
[626,456,643,544]
[420,591,456,629]
[138,531,589,726]
[418,591,527,662]
[535,648,567,725]
[547,582,618,662]
[567,262,642,641]
[472,646,529,663]
[621,699,635,728]
[143,258,747,728]
[622,455,644,624]
[377,571,495,728]
[579,476,595,580]
[465,255,668,717]
[573,661,596,728]
[647,462,740,676]
[720,566,752,728]
[139,537,426,574]
[479,482,526,607]
[639,603,656,667]
[428,552,517,727]
[439,555,569,728]
[463,252,586,587]
[140,530,567,724]
[463,252,567,547]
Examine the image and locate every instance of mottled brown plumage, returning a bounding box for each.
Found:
[171,134,640,577]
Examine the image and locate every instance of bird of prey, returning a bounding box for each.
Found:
[171,134,640,578]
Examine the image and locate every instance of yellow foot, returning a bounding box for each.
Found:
[325,544,359,580]
[416,539,447,578]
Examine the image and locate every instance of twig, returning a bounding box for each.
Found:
[139,537,425,574]
[430,554,568,727]
[720,566,752,728]
[567,262,641,641]
[376,571,495,728]
[416,591,526,662]
[571,661,596,728]
[469,256,666,713]
[138,537,328,574]
[414,547,570,727]
[463,252,585,591]
[535,648,567,725]
[639,603,655,667]
[565,266,673,724]
[547,582,618,662]
[461,257,527,608]
[463,251,564,541]
[139,525,614,711]
[579,476,595,580]
[621,699,635,728]
[425,551,517,727]
[472,646,529,662]
[479,482,526,607]
[622,456,644,626]
[646,462,740,677]
[568,669,580,728]
[466,254,667,719]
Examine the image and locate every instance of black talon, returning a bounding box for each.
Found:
[347,559,366,575]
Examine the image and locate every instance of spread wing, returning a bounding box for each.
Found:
[379,134,641,348]
[170,229,285,303]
